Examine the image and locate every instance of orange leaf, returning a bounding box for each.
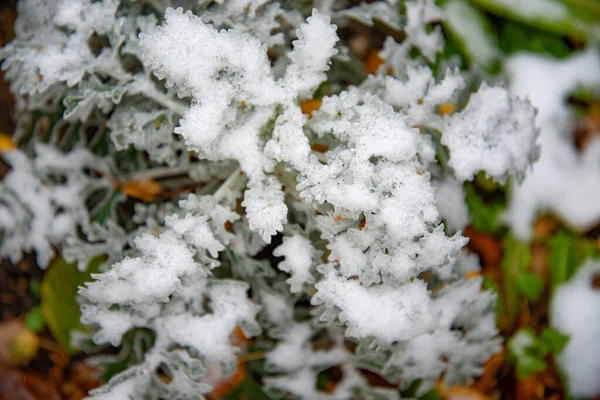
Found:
[210,361,246,397]
[232,325,251,346]
[532,215,560,240]
[465,271,480,280]
[464,226,502,269]
[120,180,162,202]
[364,49,385,75]
[310,142,329,153]
[300,98,322,117]
[358,216,366,230]
[441,385,490,400]
[473,350,504,393]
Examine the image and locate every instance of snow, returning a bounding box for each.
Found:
[384,66,465,129]
[434,176,470,233]
[283,9,338,99]
[141,8,339,244]
[160,281,260,364]
[504,49,600,239]
[312,267,436,344]
[404,0,444,61]
[551,260,600,398]
[273,234,317,292]
[81,232,200,306]
[242,178,288,243]
[442,83,539,183]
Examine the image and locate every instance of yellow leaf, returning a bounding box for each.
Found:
[120,179,162,202]
[0,133,16,152]
[40,256,103,354]
[438,103,457,116]
[10,328,39,366]
[0,320,38,366]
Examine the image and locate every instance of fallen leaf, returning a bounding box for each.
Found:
[300,98,322,117]
[0,320,38,367]
[210,361,246,398]
[438,103,457,115]
[440,385,490,400]
[532,216,560,240]
[474,350,504,394]
[364,49,385,75]
[119,179,162,202]
[438,386,490,400]
[310,142,329,152]
[0,133,15,152]
[464,226,503,268]
[40,256,103,354]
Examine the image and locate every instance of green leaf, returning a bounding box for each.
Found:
[24,306,45,333]
[92,189,121,224]
[516,271,545,301]
[63,97,82,117]
[498,20,571,58]
[516,356,547,379]
[313,81,331,99]
[29,279,40,299]
[464,183,505,234]
[500,235,532,328]
[539,327,570,354]
[101,328,156,381]
[472,0,592,40]
[509,328,548,378]
[563,0,600,23]
[224,375,269,400]
[443,1,499,69]
[547,230,596,288]
[420,389,444,400]
[40,255,104,354]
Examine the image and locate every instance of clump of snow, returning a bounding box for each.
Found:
[283,10,339,99]
[434,176,470,233]
[140,8,338,244]
[404,0,444,61]
[442,83,539,183]
[383,66,465,129]
[312,267,436,344]
[0,0,120,94]
[79,194,261,397]
[0,145,111,267]
[242,178,288,243]
[551,260,600,398]
[273,234,317,292]
[383,276,500,393]
[504,49,600,238]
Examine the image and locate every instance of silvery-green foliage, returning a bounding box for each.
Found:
[0,145,112,267]
[1,0,540,399]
